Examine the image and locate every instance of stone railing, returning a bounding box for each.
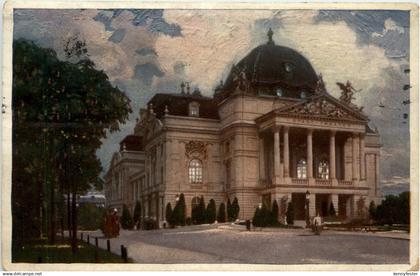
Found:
[338,180,352,185]
[315,179,332,186]
[292,178,308,185]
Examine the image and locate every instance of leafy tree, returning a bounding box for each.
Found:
[217,203,226,223]
[271,200,279,225]
[173,193,186,226]
[120,204,134,230]
[12,39,131,250]
[165,203,173,226]
[368,200,376,220]
[133,201,142,229]
[286,202,294,225]
[329,202,336,217]
[77,203,106,230]
[375,192,409,225]
[232,197,240,221]
[206,199,217,224]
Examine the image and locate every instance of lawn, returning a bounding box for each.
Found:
[12,237,130,263]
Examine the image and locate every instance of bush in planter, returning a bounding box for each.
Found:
[217,203,226,223]
[206,199,217,224]
[286,202,294,225]
[120,204,134,230]
[232,197,240,221]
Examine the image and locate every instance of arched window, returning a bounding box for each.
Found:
[318,160,329,180]
[297,159,307,179]
[189,159,203,184]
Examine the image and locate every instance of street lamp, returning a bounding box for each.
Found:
[305,190,310,228]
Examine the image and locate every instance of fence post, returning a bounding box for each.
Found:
[87,235,90,244]
[95,237,98,248]
[107,240,111,252]
[120,245,128,263]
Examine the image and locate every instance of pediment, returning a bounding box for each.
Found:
[276,94,368,122]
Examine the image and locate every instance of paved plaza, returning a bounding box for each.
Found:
[83,224,409,264]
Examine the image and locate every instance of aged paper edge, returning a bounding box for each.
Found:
[1,1,419,271]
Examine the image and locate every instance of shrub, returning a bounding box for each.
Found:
[206,199,217,224]
[227,198,233,222]
[217,203,226,223]
[172,193,186,226]
[286,202,294,225]
[375,192,409,225]
[329,202,336,217]
[120,204,134,230]
[368,200,376,220]
[77,203,106,230]
[165,203,173,226]
[133,201,142,228]
[270,200,279,225]
[232,197,240,221]
[252,204,271,227]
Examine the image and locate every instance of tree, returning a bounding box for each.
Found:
[368,200,377,220]
[172,193,186,226]
[12,39,131,250]
[329,202,336,217]
[206,199,217,224]
[252,204,270,227]
[133,201,142,229]
[252,207,261,227]
[197,196,206,224]
[232,197,240,221]
[217,203,226,223]
[375,192,409,225]
[165,203,173,226]
[120,204,134,230]
[271,200,279,226]
[286,202,294,225]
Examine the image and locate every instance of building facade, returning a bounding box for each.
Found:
[105,30,381,224]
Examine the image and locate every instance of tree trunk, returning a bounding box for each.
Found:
[49,179,55,244]
[67,189,72,240]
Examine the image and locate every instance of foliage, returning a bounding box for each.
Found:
[12,39,131,244]
[172,193,186,226]
[252,204,271,227]
[232,197,240,221]
[133,201,142,225]
[206,199,217,224]
[227,198,233,222]
[270,200,279,225]
[286,202,294,225]
[77,203,106,230]
[192,196,206,225]
[329,202,336,217]
[165,203,173,225]
[368,200,376,220]
[217,203,226,223]
[120,204,134,230]
[374,192,409,225]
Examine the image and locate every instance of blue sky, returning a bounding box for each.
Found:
[13,9,410,195]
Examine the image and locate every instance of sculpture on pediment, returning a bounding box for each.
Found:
[232,64,249,92]
[314,73,327,95]
[337,81,361,105]
[184,141,209,159]
[291,98,347,118]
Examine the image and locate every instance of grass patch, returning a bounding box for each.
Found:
[12,237,131,263]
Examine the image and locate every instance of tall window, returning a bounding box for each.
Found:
[297,159,307,179]
[189,159,203,184]
[318,160,329,179]
[189,102,200,117]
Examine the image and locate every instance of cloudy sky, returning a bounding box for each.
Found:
[13,9,410,195]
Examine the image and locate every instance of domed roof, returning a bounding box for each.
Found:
[218,29,319,100]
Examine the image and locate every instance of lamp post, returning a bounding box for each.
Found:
[305,190,310,228]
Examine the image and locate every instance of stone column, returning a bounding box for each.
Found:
[352,133,359,181]
[331,194,339,216]
[283,126,290,178]
[273,127,281,181]
[307,129,313,179]
[330,130,336,180]
[359,134,366,180]
[259,134,266,181]
[309,193,316,217]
